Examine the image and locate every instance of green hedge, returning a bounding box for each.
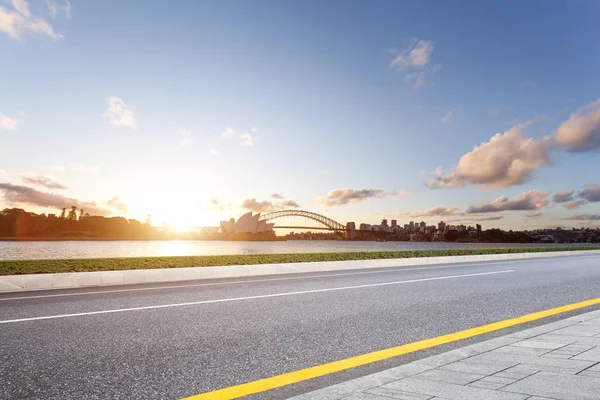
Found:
[1,246,598,276]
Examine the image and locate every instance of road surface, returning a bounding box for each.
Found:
[1,254,600,399]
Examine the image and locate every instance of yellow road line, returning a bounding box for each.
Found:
[183,297,600,400]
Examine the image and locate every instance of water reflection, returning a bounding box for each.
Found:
[0,240,593,260]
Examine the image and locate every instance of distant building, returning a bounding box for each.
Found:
[220,212,274,233]
[346,221,356,239]
[438,221,446,233]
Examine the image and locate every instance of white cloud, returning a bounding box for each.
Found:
[45,0,71,19]
[429,119,550,189]
[411,206,462,217]
[393,189,412,197]
[0,0,62,39]
[221,126,256,146]
[0,113,19,130]
[11,0,30,18]
[390,39,439,89]
[0,169,7,177]
[241,197,301,212]
[179,129,192,146]
[467,190,550,213]
[319,188,387,207]
[209,148,219,155]
[221,127,237,138]
[102,97,136,129]
[390,39,434,69]
[553,98,600,152]
[240,132,254,147]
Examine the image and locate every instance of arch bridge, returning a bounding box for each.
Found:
[259,210,347,232]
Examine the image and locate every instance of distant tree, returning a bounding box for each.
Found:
[79,209,85,220]
[145,214,152,226]
[67,206,78,221]
[60,208,66,219]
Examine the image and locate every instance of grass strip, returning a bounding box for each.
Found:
[1,246,599,276]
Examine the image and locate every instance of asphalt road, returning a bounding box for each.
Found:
[1,254,600,399]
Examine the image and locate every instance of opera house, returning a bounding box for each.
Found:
[220,212,275,234]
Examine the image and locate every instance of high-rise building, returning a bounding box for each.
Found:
[438,221,446,232]
[381,219,388,226]
[420,221,426,228]
[346,222,356,239]
[391,220,397,228]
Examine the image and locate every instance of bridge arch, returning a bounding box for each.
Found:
[259,210,346,231]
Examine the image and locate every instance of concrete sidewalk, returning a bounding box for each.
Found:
[291,309,600,400]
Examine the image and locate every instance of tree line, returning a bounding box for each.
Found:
[0,207,159,239]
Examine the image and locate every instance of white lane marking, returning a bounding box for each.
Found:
[0,260,515,302]
[0,270,514,324]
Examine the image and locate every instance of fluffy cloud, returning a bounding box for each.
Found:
[563,200,584,210]
[429,121,550,189]
[241,197,301,212]
[319,188,387,207]
[271,193,284,199]
[280,199,300,208]
[467,190,550,214]
[390,39,438,88]
[553,189,575,203]
[45,0,71,19]
[0,113,19,130]
[0,183,125,216]
[410,206,462,217]
[553,99,600,152]
[21,175,67,190]
[0,0,62,39]
[103,97,136,129]
[221,127,256,146]
[559,214,600,221]
[579,183,600,202]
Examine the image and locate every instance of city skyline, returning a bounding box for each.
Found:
[2,0,600,231]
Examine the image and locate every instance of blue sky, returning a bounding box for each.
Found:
[1,0,600,230]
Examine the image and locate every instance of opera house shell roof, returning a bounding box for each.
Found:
[220,212,274,234]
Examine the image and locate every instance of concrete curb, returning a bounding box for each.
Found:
[1,250,599,293]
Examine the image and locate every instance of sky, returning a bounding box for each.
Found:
[1,0,600,231]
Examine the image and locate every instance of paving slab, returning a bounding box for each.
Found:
[382,377,529,400]
[502,371,600,399]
